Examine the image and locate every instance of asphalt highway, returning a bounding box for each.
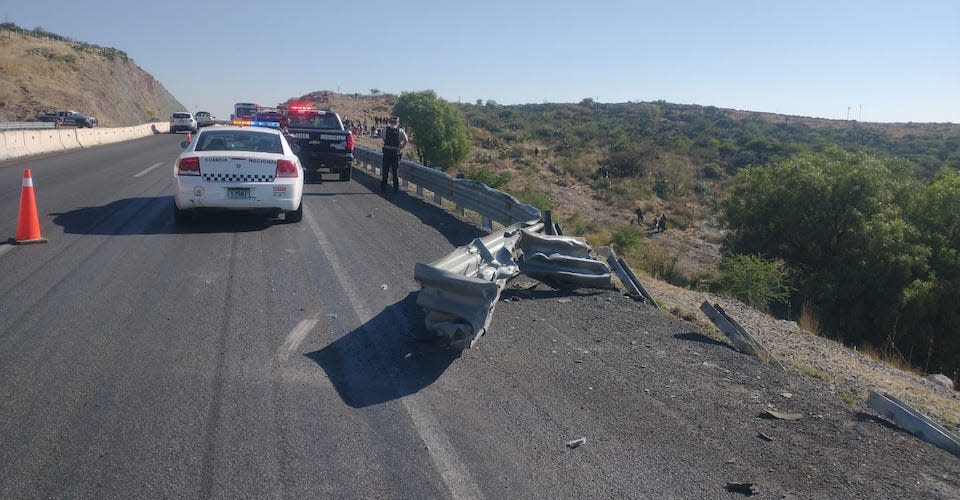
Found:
[1,135,958,499]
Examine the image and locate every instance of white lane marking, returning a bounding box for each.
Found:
[280,319,318,359]
[0,245,14,258]
[304,212,484,500]
[134,162,164,178]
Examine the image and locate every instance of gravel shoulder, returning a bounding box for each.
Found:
[481,276,960,498]
[642,277,960,432]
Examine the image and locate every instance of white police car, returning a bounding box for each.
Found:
[173,125,304,224]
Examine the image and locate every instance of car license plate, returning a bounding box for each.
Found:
[227,188,251,199]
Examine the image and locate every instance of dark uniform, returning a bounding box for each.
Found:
[381,121,407,193]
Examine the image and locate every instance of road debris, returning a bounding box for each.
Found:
[325,313,337,319]
[780,392,793,399]
[757,431,774,442]
[565,437,586,449]
[761,409,803,421]
[381,284,389,290]
[725,482,757,496]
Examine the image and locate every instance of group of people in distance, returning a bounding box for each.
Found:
[635,206,667,233]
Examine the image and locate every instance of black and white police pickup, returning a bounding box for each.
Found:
[282,106,355,181]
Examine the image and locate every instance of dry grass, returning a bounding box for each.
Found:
[798,301,822,335]
[0,29,182,124]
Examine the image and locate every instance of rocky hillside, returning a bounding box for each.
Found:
[0,23,184,126]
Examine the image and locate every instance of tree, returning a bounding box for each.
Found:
[392,91,471,171]
[717,254,792,312]
[721,147,927,347]
[899,169,960,375]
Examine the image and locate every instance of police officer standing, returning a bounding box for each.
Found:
[381,116,409,193]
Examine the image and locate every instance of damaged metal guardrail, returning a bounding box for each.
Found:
[353,146,541,229]
[517,229,615,291]
[867,390,960,458]
[415,222,536,349]
[357,146,628,348]
[414,224,615,348]
[700,301,784,370]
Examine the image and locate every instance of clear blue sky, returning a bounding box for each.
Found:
[2,0,957,123]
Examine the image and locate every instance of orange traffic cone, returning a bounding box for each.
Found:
[13,169,48,245]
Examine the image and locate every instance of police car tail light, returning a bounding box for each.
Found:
[346,132,355,152]
[176,157,201,176]
[276,159,299,178]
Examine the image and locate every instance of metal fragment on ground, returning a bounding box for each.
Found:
[761,409,803,421]
[725,482,757,496]
[866,390,960,458]
[565,437,586,448]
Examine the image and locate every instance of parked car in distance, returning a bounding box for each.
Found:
[172,126,304,224]
[170,112,197,134]
[74,114,98,128]
[254,108,283,123]
[53,110,98,127]
[195,111,215,128]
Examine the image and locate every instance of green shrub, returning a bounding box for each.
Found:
[611,225,643,254]
[516,186,551,211]
[463,165,511,189]
[717,254,792,311]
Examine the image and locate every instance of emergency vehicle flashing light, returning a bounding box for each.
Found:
[230,118,280,128]
[286,105,326,114]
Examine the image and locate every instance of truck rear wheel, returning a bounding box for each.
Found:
[339,167,352,181]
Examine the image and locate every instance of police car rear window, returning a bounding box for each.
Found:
[290,114,341,129]
[196,131,282,154]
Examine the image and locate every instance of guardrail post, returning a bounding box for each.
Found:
[544,209,557,235]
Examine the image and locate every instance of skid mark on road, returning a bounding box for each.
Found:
[279,318,318,360]
[304,210,484,500]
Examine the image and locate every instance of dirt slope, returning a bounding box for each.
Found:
[0,24,183,126]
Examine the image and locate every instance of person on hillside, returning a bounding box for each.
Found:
[635,206,644,224]
[658,212,667,233]
[381,116,409,193]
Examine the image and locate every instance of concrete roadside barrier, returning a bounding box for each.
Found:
[3,130,29,159]
[0,122,169,161]
[21,129,39,155]
[75,128,94,148]
[37,128,65,153]
[59,128,81,149]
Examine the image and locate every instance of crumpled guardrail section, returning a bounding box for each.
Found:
[0,122,169,161]
[415,224,527,349]
[517,228,614,291]
[354,146,614,348]
[415,222,616,348]
[353,146,541,229]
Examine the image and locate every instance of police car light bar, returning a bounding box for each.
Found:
[287,105,325,114]
[231,118,280,128]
